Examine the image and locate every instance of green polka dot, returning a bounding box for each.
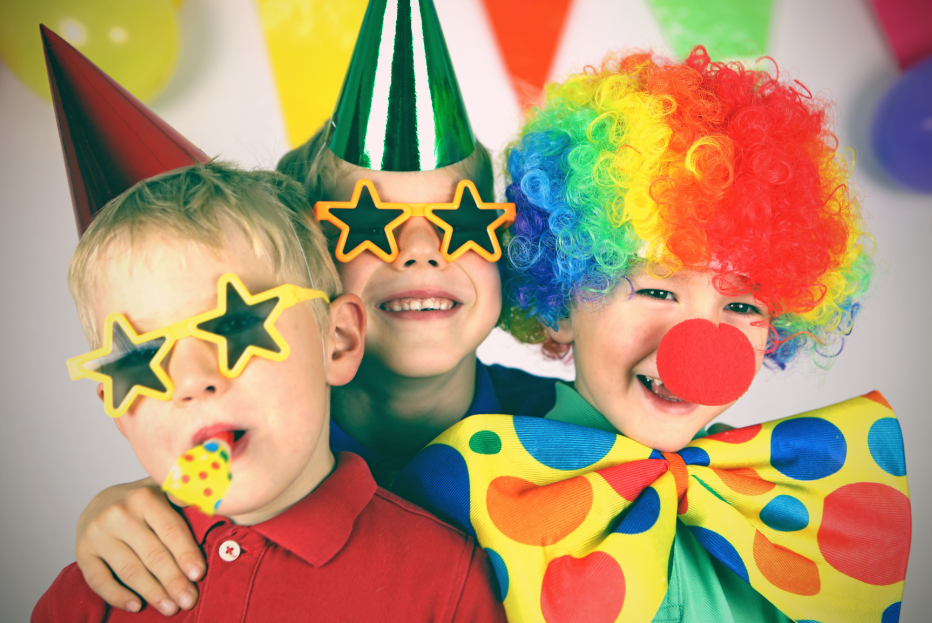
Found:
[469,430,502,454]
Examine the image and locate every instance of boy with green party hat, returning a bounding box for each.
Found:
[69,0,560,614]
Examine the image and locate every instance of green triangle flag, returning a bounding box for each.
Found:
[326,0,476,172]
[647,0,773,60]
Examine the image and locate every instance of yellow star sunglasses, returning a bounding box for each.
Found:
[67,274,329,418]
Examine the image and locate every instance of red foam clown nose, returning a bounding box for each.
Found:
[656,319,756,406]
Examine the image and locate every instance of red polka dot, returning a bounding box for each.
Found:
[818,482,911,585]
[705,424,761,444]
[203,488,212,497]
[541,553,624,623]
[598,460,667,501]
[199,472,208,480]
[181,475,190,484]
[212,462,220,470]
[713,467,776,496]
[183,454,194,462]
[487,476,592,546]
[862,390,893,410]
[753,530,820,596]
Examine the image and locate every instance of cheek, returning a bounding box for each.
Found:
[336,257,380,296]
[459,256,502,311]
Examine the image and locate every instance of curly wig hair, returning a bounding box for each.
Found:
[502,47,872,369]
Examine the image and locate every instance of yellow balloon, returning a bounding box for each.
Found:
[257,0,368,147]
[0,0,179,103]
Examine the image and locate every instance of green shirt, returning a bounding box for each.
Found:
[544,382,792,623]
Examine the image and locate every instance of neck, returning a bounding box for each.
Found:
[331,352,477,457]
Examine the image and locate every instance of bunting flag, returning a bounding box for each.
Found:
[645,0,773,60]
[479,0,574,109]
[868,0,932,69]
[256,0,368,147]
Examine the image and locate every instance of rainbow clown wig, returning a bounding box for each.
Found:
[503,47,872,369]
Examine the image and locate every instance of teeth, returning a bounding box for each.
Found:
[382,297,455,312]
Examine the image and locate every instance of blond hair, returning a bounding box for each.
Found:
[277,125,495,205]
[69,162,341,348]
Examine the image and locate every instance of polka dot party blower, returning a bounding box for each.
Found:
[163,432,233,516]
[395,392,911,623]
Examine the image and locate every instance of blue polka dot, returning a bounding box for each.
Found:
[760,495,809,532]
[485,548,508,601]
[514,416,615,470]
[688,527,748,583]
[613,487,661,534]
[796,620,821,623]
[679,447,710,466]
[869,418,907,477]
[882,602,901,623]
[771,417,846,481]
[203,441,219,452]
[393,444,475,537]
[649,449,664,460]
[214,499,222,510]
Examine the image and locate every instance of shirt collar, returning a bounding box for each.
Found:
[544,381,709,440]
[183,451,376,567]
[465,359,501,417]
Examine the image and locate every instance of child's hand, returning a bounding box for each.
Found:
[75,477,205,616]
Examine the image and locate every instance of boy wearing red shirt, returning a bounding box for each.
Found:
[33,28,504,623]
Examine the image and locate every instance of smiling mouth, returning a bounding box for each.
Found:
[637,375,685,403]
[380,297,456,312]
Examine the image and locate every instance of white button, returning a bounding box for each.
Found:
[218,540,240,562]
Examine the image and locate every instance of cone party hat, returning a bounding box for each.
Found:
[41,25,209,237]
[325,0,476,172]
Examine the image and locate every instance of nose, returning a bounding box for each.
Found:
[656,319,756,406]
[166,337,229,406]
[393,216,445,268]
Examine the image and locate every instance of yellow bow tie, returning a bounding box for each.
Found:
[395,392,910,623]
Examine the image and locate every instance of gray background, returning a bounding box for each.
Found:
[1,0,929,620]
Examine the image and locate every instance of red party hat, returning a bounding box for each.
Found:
[41,25,209,236]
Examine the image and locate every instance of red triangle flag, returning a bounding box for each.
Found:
[41,25,209,237]
[480,0,574,109]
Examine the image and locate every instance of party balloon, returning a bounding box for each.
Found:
[0,0,178,103]
[872,55,932,192]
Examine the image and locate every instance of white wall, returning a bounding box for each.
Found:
[1,0,928,620]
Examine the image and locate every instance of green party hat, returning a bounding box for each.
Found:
[325,0,476,172]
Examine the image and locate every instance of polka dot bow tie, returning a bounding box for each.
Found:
[394,392,910,623]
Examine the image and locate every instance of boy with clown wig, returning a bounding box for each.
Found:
[394,48,911,623]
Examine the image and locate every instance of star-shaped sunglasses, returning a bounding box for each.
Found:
[67,274,329,418]
[314,179,516,263]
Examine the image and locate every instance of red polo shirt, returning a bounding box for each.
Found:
[33,452,505,622]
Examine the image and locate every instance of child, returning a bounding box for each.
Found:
[70,0,561,613]
[393,48,911,623]
[34,29,505,622]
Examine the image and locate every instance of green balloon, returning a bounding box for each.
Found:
[0,0,179,102]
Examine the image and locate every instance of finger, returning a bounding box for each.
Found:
[145,499,206,583]
[78,556,142,613]
[82,545,179,616]
[132,516,201,610]
[114,517,201,614]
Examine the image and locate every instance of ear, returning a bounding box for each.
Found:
[544,317,575,345]
[324,293,366,387]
